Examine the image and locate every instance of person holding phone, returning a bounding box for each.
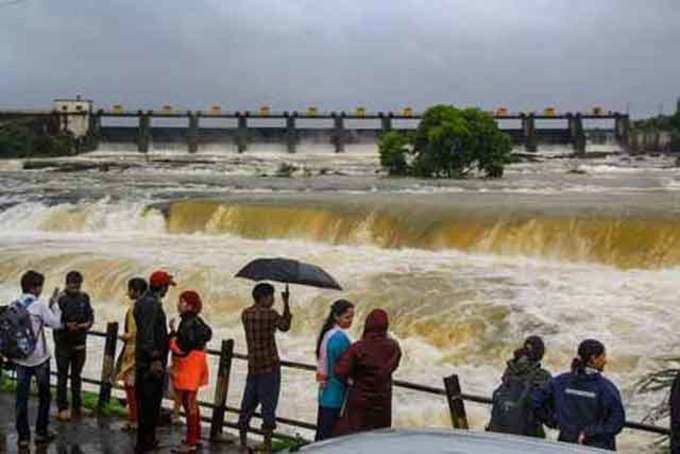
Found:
[13,271,62,449]
[53,270,94,422]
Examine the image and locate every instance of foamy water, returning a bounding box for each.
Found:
[0,145,677,451]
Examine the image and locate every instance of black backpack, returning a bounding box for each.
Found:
[487,375,536,436]
[0,299,39,360]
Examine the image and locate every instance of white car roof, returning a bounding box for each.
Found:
[300,428,608,453]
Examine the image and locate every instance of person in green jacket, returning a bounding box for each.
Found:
[488,335,551,437]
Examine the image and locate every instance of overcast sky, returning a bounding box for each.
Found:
[1,0,679,117]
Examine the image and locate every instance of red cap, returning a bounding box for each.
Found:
[149,270,176,287]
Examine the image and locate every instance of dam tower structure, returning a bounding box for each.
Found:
[53,95,93,139]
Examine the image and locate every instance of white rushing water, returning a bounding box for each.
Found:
[1,144,679,451]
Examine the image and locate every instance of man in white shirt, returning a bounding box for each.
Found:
[13,270,62,449]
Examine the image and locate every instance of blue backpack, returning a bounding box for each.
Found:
[0,299,39,360]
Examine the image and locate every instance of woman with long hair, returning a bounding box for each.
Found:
[315,299,355,441]
[333,308,401,437]
[487,335,551,437]
[533,339,625,451]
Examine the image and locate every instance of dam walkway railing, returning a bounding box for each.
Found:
[5,323,669,444]
[1,108,631,154]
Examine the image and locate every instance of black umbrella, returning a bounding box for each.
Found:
[235,258,343,290]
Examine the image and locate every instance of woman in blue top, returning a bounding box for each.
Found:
[315,300,355,441]
[533,339,625,451]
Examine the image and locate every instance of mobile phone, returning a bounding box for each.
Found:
[49,287,60,306]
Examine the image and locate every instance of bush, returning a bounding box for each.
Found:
[378,131,412,176]
[378,105,512,178]
[0,118,76,158]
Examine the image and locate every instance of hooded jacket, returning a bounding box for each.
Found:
[333,309,402,436]
[502,355,551,388]
[533,368,625,451]
[497,355,552,437]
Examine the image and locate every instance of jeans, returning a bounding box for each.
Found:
[315,406,341,441]
[55,344,86,411]
[15,360,51,441]
[237,369,281,431]
[135,368,164,451]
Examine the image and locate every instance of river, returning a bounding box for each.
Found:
[1,142,678,451]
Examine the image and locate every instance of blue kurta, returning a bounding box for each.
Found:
[318,328,351,408]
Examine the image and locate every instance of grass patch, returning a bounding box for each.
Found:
[0,367,127,417]
[272,434,308,452]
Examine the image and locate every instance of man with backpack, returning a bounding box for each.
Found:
[487,336,551,438]
[1,270,62,449]
[53,270,94,422]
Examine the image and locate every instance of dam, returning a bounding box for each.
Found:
[0,99,631,154]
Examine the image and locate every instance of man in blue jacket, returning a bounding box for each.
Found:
[533,339,625,451]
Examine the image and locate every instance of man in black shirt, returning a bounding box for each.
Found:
[53,271,94,421]
[134,270,174,453]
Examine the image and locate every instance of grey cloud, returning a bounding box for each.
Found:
[1,0,679,117]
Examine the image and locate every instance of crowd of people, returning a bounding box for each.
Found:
[0,268,671,453]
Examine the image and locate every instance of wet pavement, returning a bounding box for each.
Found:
[0,393,245,454]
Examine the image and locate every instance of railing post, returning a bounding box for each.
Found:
[444,374,469,430]
[97,322,119,412]
[210,339,234,439]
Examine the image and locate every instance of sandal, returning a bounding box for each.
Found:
[171,443,197,453]
[121,422,138,432]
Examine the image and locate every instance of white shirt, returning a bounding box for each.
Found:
[13,293,62,368]
[317,326,351,377]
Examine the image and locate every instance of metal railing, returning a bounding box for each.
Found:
[5,324,668,444]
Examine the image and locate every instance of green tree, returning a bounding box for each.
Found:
[378,130,411,175]
[0,118,75,158]
[670,110,680,132]
[378,105,513,178]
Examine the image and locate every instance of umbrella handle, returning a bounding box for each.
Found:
[283,283,290,301]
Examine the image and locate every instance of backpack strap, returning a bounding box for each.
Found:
[38,316,47,354]
[21,297,48,353]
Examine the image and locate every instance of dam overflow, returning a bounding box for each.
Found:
[0,99,630,155]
